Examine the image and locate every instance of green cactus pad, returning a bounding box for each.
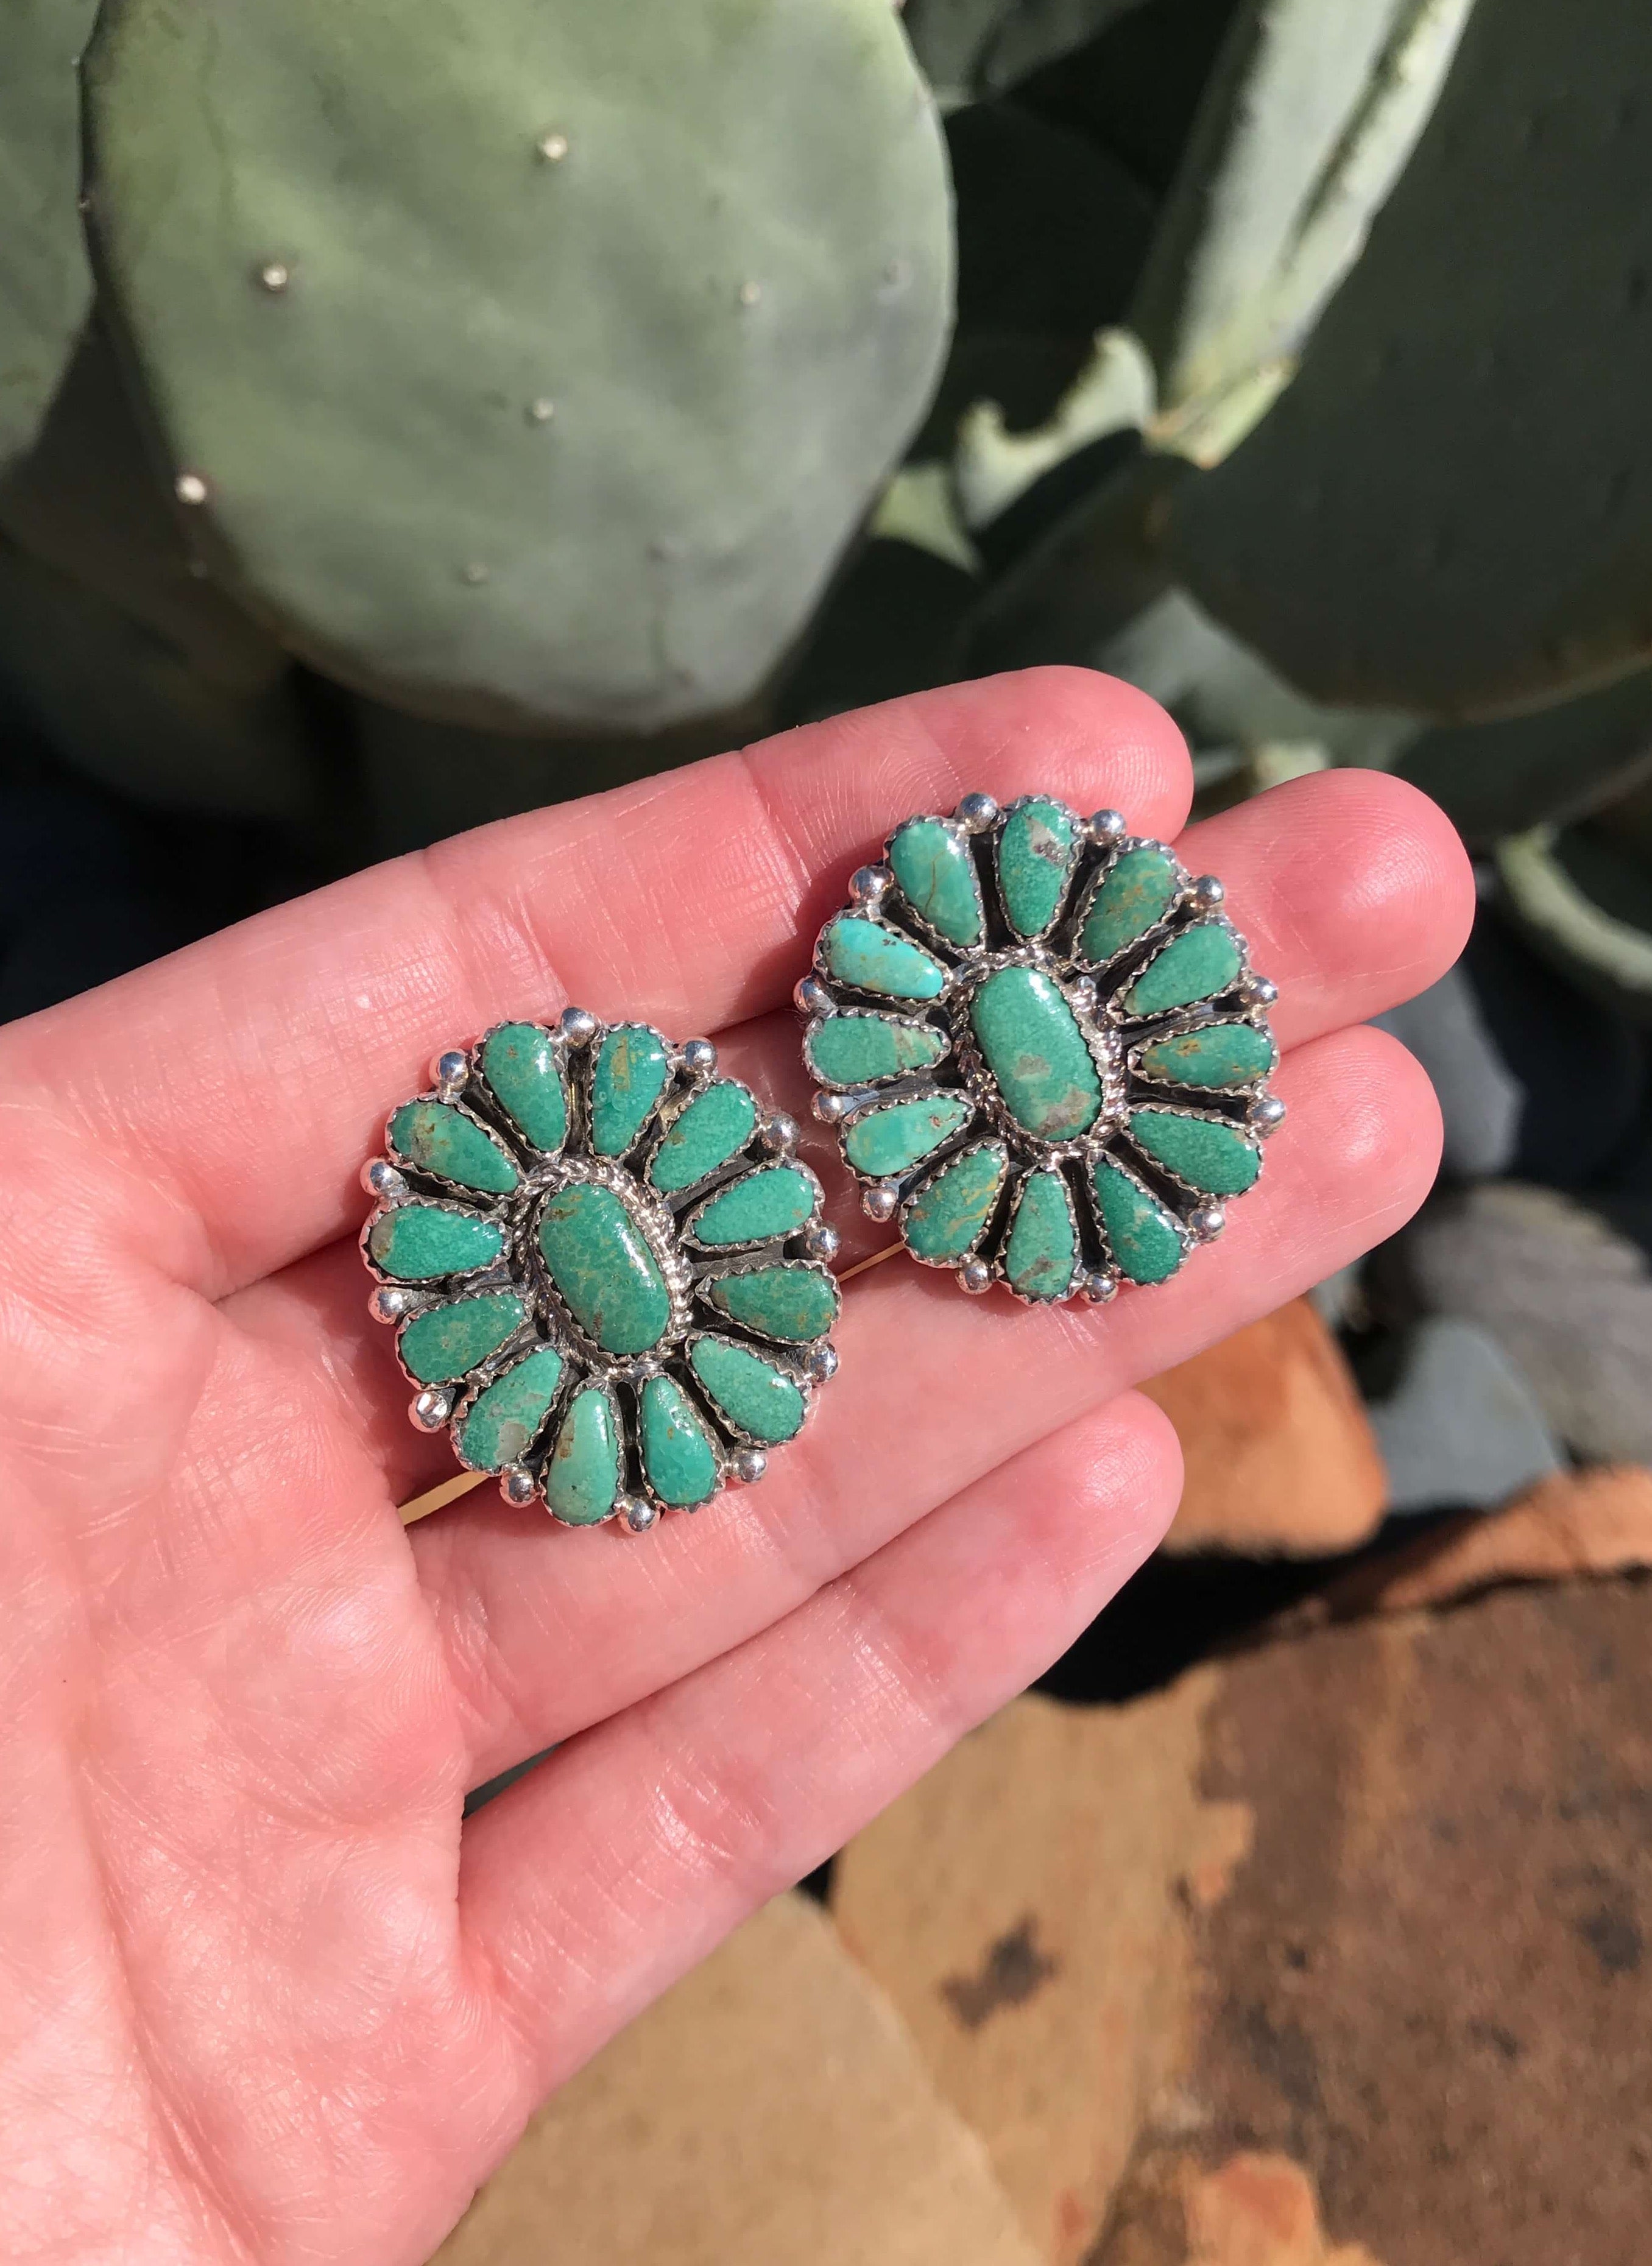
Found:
[0,540,319,822]
[0,1,101,473]
[1163,0,1652,715]
[0,324,289,697]
[83,0,953,732]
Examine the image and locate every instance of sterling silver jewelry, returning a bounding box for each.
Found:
[362,1011,837,1528]
[799,796,1281,1303]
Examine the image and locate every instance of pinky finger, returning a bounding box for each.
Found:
[458,1391,1182,2108]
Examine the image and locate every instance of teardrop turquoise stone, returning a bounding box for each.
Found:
[537,1181,672,1354]
[1135,1020,1276,1090]
[888,817,984,947]
[997,797,1078,937]
[805,1013,948,1089]
[545,1385,621,1524]
[590,1024,671,1155]
[689,1337,807,1444]
[481,1023,568,1154]
[689,1165,816,1248]
[1119,921,1243,1018]
[388,1101,518,1195]
[1078,845,1179,964]
[968,965,1102,1140]
[1092,1157,1185,1285]
[640,1375,719,1508]
[398,1291,526,1384]
[903,1141,1008,1261]
[843,1092,972,1177]
[649,1081,758,1195]
[369,1205,504,1282]
[705,1263,841,1343]
[457,1344,565,1471]
[821,915,947,1001]
[1129,1108,1261,1195]
[1003,1169,1077,1302]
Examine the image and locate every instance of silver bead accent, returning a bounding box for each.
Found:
[174,471,208,506]
[794,975,833,1017]
[760,1112,799,1154]
[536,131,570,162]
[812,1090,855,1124]
[560,1005,598,1047]
[1246,975,1279,1009]
[849,864,892,905]
[618,1495,659,1534]
[429,1049,469,1099]
[1088,808,1127,845]
[1081,1269,1120,1305]
[732,1449,768,1486]
[410,1386,454,1431]
[499,1465,538,1508]
[803,1342,839,1385]
[955,792,1000,833]
[958,1256,992,1294]
[1067,975,1098,1018]
[1193,874,1226,908]
[802,1221,841,1263]
[258,261,291,294]
[679,1036,718,1078]
[1190,1204,1227,1241]
[370,1284,424,1324]
[1252,1094,1288,1137]
[862,1184,900,1223]
[361,1157,409,1202]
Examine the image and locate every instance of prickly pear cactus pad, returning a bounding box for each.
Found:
[800,797,1282,1301]
[362,1014,839,1530]
[82,0,953,733]
[0,0,102,472]
[1163,0,1652,717]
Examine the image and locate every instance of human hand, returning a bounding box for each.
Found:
[0,672,1472,2264]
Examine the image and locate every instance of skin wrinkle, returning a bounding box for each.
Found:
[71,1756,267,2266]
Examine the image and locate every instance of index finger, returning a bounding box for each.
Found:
[2,669,1191,1297]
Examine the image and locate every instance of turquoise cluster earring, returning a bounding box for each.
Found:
[361,1011,839,1530]
[364,791,1280,1530]
[797,794,1281,1303]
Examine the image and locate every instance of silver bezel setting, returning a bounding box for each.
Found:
[362,1011,838,1527]
[800,796,1280,1302]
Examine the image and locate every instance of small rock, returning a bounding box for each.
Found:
[1372,961,1522,1180]
[1366,1314,1562,1511]
[1146,1299,1388,1555]
[1463,906,1648,1190]
[1401,1182,1652,1464]
[1318,1463,1652,1619]
[433,1895,1040,2266]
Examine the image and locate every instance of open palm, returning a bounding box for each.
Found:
[1,672,1471,2264]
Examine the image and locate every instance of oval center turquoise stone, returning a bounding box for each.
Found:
[537,1180,672,1355]
[968,965,1103,1142]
